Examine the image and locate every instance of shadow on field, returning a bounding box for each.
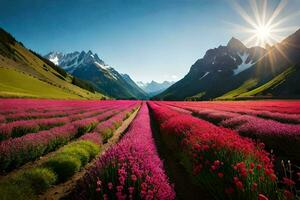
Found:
[148,106,211,200]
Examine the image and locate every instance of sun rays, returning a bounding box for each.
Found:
[230,0,299,48]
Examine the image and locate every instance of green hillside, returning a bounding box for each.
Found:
[217,66,296,100]
[0,28,107,99]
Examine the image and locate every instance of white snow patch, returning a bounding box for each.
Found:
[95,62,109,70]
[233,53,255,75]
[199,72,210,80]
[49,56,59,65]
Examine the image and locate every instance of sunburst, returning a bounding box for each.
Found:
[230,0,299,48]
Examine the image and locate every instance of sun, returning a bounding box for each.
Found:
[256,25,271,42]
[230,0,298,48]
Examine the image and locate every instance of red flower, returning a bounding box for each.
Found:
[283,190,294,200]
[235,181,243,190]
[257,164,262,170]
[282,177,295,186]
[269,174,276,182]
[258,194,268,200]
[252,182,257,191]
[217,172,224,178]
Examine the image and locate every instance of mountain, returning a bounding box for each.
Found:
[154,37,266,100]
[121,74,148,98]
[0,27,106,99]
[218,28,300,99]
[45,51,147,99]
[137,80,174,97]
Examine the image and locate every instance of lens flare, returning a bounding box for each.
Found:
[230,0,299,48]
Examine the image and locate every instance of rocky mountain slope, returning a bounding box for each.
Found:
[155,29,300,100]
[45,51,147,99]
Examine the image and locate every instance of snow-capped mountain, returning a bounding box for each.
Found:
[155,37,267,100]
[137,80,174,97]
[45,51,147,99]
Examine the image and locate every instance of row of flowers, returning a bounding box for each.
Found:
[0,103,136,172]
[148,102,280,200]
[165,101,300,124]
[164,102,300,160]
[71,103,175,200]
[0,129,102,200]
[0,103,127,141]
[165,100,300,115]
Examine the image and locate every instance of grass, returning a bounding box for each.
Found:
[0,41,107,100]
[216,66,295,100]
[0,140,100,200]
[239,66,295,97]
[216,79,258,100]
[0,67,87,99]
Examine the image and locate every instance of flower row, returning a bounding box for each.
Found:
[148,102,278,200]
[71,104,175,200]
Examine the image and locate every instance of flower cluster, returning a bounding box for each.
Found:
[72,104,175,200]
[0,101,139,172]
[149,102,277,200]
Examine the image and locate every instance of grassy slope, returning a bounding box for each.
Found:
[217,66,295,100]
[0,41,106,99]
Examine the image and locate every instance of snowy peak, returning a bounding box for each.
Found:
[191,37,266,76]
[45,51,64,65]
[45,50,106,73]
[138,80,174,96]
[45,50,147,99]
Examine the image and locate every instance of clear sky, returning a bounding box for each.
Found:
[1,0,300,82]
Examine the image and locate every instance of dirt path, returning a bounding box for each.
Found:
[148,106,211,200]
[38,107,140,200]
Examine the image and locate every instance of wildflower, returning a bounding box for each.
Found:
[131,174,137,182]
[96,178,102,186]
[282,177,295,186]
[217,172,224,178]
[283,190,293,200]
[257,164,262,170]
[117,185,123,192]
[252,182,257,191]
[270,174,276,182]
[235,181,244,190]
[128,187,134,194]
[258,194,269,200]
[108,182,113,190]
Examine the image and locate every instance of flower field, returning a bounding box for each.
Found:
[0,99,300,200]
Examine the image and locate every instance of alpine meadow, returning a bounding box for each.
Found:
[1,0,300,200]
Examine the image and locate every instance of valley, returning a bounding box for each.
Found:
[1,0,300,199]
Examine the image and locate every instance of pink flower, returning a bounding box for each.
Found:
[108,182,113,190]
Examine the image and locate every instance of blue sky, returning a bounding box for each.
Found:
[1,0,300,82]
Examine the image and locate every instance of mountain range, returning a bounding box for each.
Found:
[45,51,147,99]
[0,28,106,99]
[1,26,300,101]
[154,28,300,100]
[137,81,174,97]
